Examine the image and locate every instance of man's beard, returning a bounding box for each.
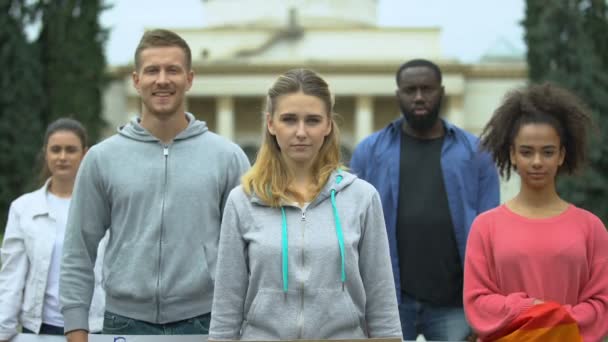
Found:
[400,100,442,133]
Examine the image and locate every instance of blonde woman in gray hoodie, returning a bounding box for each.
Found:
[209,69,402,341]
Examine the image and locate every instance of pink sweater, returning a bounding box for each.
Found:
[463,204,608,342]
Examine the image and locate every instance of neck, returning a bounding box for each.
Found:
[140,110,189,144]
[48,177,74,198]
[402,119,444,139]
[512,184,565,210]
[286,161,315,202]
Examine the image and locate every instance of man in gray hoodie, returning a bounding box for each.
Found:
[59,29,250,341]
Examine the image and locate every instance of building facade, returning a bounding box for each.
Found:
[103,0,525,200]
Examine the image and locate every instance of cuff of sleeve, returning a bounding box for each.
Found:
[63,307,91,334]
[0,331,17,341]
[518,298,536,316]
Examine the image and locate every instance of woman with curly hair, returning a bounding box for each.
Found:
[463,83,608,341]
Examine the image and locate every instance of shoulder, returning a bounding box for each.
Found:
[226,185,251,206]
[471,206,505,230]
[446,123,494,166]
[9,186,46,217]
[446,123,479,151]
[197,131,244,154]
[354,119,401,153]
[568,205,606,232]
[82,135,129,164]
[340,172,380,203]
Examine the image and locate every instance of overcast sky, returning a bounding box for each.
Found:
[101,0,526,66]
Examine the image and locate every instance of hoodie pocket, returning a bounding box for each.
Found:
[241,289,299,340]
[304,289,365,339]
[103,241,157,302]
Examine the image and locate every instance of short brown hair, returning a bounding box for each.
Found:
[134,29,192,71]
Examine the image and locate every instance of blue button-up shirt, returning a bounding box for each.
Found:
[350,117,500,301]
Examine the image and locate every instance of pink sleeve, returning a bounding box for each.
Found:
[563,218,608,342]
[463,216,535,338]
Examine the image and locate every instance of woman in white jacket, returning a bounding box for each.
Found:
[0,118,105,340]
[209,69,402,341]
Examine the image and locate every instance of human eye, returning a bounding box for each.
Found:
[66,146,79,153]
[144,67,158,74]
[306,116,322,124]
[49,146,61,153]
[402,86,416,95]
[519,149,531,156]
[281,115,296,123]
[167,66,180,74]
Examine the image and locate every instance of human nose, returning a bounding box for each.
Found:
[295,121,306,138]
[532,153,542,167]
[156,70,169,84]
[414,88,424,102]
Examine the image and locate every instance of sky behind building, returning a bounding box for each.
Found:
[101,0,526,66]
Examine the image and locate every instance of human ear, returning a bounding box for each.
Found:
[266,113,276,135]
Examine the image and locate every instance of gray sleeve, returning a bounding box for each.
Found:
[60,150,110,333]
[359,191,403,338]
[220,146,251,218]
[209,192,249,340]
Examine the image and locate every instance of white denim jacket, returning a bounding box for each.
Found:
[0,180,106,340]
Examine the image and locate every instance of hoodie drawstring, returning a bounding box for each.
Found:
[280,169,346,293]
[281,206,289,292]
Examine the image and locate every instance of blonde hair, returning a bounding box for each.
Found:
[242,69,343,207]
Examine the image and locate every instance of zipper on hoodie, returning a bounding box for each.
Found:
[156,144,169,322]
[297,208,306,339]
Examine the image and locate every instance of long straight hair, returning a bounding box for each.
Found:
[242,69,343,207]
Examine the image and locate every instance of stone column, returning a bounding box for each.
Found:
[216,96,235,140]
[446,95,465,129]
[355,95,373,144]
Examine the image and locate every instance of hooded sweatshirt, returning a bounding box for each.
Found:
[209,170,402,340]
[60,113,250,333]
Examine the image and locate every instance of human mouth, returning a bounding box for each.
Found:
[152,90,175,97]
[413,107,428,116]
[528,172,546,179]
[292,144,311,149]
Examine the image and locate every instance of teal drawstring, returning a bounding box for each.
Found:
[331,170,346,288]
[281,206,288,292]
[280,169,346,293]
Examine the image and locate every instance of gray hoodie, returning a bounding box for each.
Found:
[60,113,250,333]
[209,170,402,340]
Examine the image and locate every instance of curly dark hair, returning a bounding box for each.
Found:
[480,82,594,180]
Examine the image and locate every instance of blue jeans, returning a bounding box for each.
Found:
[102,311,210,335]
[399,294,471,341]
[22,323,64,335]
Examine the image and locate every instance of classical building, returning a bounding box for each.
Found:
[103,0,525,200]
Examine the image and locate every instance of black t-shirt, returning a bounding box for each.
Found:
[396,132,464,306]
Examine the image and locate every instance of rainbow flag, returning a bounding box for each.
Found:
[486,301,582,341]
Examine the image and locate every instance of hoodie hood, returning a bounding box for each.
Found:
[250,169,358,207]
[118,112,208,142]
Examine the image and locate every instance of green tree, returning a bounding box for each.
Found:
[38,0,109,143]
[524,0,608,223]
[0,0,45,227]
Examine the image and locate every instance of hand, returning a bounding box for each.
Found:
[533,299,545,305]
[66,330,88,342]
